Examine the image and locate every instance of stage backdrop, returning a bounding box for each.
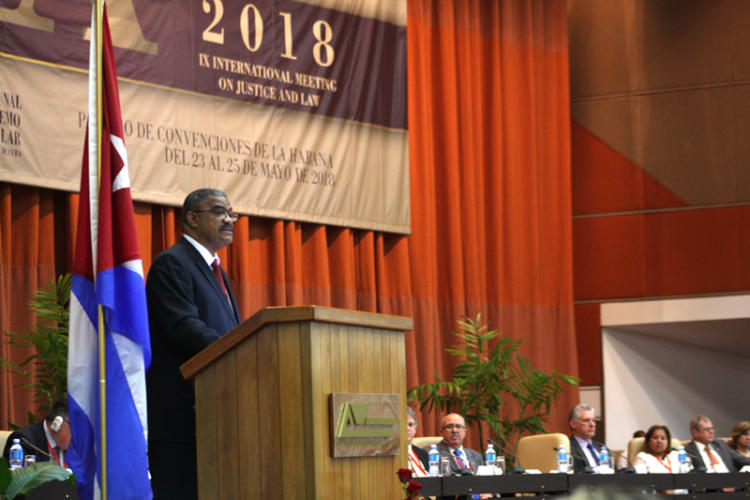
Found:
[0,0,409,233]
[1,0,578,448]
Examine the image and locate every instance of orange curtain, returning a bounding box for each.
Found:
[406,0,577,439]
[0,0,576,449]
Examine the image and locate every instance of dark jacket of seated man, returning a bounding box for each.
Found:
[685,415,750,473]
[568,403,615,473]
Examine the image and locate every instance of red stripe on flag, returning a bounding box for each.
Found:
[73,4,141,280]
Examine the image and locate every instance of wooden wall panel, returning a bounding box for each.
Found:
[573,304,602,386]
[257,324,282,494]
[235,333,261,499]
[277,322,307,499]
[194,364,218,498]
[573,215,646,300]
[574,207,746,301]
[215,349,239,499]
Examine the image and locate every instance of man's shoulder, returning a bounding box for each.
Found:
[150,239,199,271]
[568,435,583,448]
[3,422,44,454]
[154,238,191,260]
[592,439,606,450]
[436,441,451,452]
[13,421,44,439]
[713,439,733,452]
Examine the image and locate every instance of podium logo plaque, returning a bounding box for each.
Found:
[329,393,400,457]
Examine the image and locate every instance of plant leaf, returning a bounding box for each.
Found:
[5,462,72,499]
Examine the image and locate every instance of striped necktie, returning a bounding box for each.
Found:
[453,449,467,468]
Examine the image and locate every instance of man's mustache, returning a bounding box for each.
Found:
[220,224,233,231]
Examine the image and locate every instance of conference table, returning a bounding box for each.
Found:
[418,472,750,498]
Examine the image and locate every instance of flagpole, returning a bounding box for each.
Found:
[95,0,108,498]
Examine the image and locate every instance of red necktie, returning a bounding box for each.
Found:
[212,260,230,305]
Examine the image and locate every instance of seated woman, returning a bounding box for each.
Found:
[634,424,680,473]
[729,421,750,459]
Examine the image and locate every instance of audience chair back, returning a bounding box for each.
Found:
[0,430,11,457]
[412,436,442,450]
[517,433,570,472]
[627,436,683,465]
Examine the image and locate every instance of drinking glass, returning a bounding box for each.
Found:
[496,456,506,474]
[440,456,451,476]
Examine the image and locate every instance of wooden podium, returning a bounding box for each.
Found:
[180,305,413,500]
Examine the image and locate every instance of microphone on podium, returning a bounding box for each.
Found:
[487,438,525,474]
[609,449,635,473]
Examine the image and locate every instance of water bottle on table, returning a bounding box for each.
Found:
[8,439,23,470]
[557,444,568,473]
[677,445,690,473]
[599,446,610,470]
[485,443,496,472]
[428,444,440,476]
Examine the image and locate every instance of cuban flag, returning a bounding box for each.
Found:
[67,3,152,499]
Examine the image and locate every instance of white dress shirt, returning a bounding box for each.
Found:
[183,234,218,268]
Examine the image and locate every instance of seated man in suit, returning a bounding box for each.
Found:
[436,413,484,474]
[407,407,429,476]
[436,413,494,499]
[684,415,750,472]
[2,400,70,467]
[568,404,612,472]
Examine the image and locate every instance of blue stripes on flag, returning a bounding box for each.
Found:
[69,264,152,500]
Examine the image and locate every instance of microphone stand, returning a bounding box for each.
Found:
[20,437,52,459]
[609,448,635,473]
[487,438,525,474]
[682,449,707,473]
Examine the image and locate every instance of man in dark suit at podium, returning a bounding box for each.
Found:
[146,188,241,499]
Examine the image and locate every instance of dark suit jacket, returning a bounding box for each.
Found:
[569,435,608,473]
[146,237,241,443]
[413,444,429,469]
[436,440,484,474]
[685,439,750,472]
[2,421,50,462]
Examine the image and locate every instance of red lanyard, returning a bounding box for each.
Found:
[409,447,427,475]
[653,453,672,473]
[46,438,66,468]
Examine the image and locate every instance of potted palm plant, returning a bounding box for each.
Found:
[408,314,579,461]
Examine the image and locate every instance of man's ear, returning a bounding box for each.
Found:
[185,211,199,228]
